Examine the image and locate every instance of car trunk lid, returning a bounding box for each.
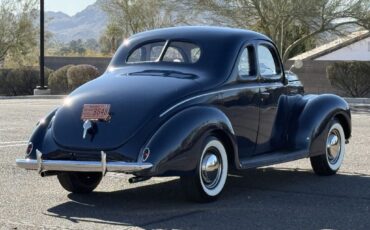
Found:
[52,74,200,151]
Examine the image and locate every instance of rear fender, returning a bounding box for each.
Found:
[141,106,236,176]
[27,108,59,159]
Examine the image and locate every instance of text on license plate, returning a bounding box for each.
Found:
[81,104,111,121]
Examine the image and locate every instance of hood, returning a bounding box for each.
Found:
[52,73,201,150]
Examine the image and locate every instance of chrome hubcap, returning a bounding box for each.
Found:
[201,150,222,189]
[326,129,341,164]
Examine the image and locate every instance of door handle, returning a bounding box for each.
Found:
[261,92,270,97]
[260,92,270,101]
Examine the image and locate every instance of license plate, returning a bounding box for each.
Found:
[81,104,111,121]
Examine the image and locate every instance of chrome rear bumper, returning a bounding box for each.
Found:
[16,150,152,175]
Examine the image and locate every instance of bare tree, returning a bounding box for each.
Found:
[0,0,38,66]
[100,0,190,39]
[190,0,370,62]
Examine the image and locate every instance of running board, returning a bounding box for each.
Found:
[239,149,308,169]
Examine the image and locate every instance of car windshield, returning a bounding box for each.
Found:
[127,41,201,64]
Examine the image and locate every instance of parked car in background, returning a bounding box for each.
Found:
[16,27,351,202]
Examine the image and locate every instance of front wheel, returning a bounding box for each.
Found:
[310,119,346,176]
[57,172,102,194]
[181,136,228,202]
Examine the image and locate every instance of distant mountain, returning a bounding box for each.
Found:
[46,1,107,43]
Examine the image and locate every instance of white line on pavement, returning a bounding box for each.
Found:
[0,141,28,144]
[0,144,27,148]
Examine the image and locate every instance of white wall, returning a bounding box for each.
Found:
[316,37,370,61]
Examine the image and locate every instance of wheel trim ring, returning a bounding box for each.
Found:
[198,139,228,197]
[324,123,345,171]
[326,128,341,164]
[200,148,222,189]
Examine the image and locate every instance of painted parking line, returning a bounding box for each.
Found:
[0,143,27,148]
[0,141,28,148]
[0,141,28,145]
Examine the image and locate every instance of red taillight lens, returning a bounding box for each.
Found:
[26,142,33,156]
[142,148,150,161]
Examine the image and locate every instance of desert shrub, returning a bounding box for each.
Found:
[67,64,99,91]
[0,67,53,96]
[48,65,74,94]
[327,62,370,97]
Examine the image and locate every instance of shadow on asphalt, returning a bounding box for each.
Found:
[46,168,370,229]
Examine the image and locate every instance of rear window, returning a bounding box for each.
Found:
[127,41,201,64]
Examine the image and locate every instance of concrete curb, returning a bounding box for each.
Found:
[349,104,370,110]
[344,98,370,104]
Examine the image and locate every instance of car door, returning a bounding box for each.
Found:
[218,44,260,158]
[254,41,287,154]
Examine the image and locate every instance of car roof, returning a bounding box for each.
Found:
[130,26,272,43]
[109,26,274,89]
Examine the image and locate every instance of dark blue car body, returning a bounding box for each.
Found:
[17,27,351,201]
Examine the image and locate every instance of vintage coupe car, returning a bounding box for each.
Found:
[16,27,351,202]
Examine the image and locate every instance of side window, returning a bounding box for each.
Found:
[238,46,255,77]
[257,45,280,76]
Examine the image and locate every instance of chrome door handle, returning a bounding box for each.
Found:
[260,92,270,101]
[261,92,270,97]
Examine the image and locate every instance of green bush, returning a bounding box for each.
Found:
[67,64,100,91]
[48,65,74,94]
[0,67,52,96]
[327,62,370,97]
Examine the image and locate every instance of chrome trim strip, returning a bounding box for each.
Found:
[16,152,153,174]
[160,91,218,117]
[159,83,282,117]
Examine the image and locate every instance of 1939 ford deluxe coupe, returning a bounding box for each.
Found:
[16,27,351,202]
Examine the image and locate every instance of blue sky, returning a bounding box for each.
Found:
[45,0,97,16]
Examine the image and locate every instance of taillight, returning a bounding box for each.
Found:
[26,142,33,156]
[142,148,150,162]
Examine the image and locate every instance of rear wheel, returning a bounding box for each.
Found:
[310,119,345,176]
[181,136,228,202]
[57,172,102,194]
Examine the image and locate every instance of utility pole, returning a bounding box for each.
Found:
[39,0,45,89]
[34,0,50,95]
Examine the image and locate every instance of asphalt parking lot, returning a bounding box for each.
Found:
[0,99,369,230]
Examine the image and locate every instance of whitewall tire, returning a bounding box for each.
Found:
[181,136,228,202]
[310,119,346,175]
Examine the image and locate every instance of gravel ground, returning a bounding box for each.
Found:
[0,99,369,230]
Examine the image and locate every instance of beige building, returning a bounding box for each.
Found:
[291,30,370,61]
[288,31,370,95]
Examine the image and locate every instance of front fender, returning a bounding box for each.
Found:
[142,106,235,176]
[290,94,351,156]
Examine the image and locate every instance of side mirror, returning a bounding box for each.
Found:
[289,60,303,72]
